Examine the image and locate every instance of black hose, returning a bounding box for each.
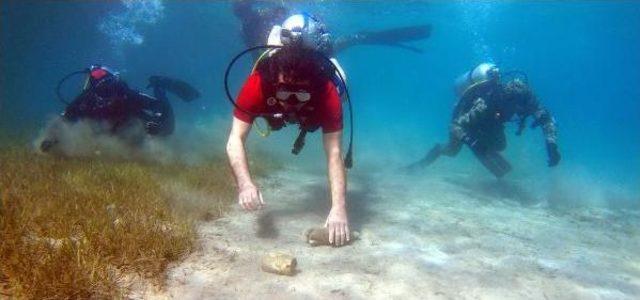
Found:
[55,69,89,105]
[224,45,354,168]
[224,45,282,117]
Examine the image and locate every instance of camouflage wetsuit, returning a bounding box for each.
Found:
[441,79,558,157]
[408,79,560,177]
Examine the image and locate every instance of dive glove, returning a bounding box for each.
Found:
[546,142,560,167]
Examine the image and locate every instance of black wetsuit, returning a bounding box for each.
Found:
[233,0,288,49]
[62,79,174,136]
[233,0,430,56]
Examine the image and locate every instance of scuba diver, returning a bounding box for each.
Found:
[233,0,431,57]
[225,14,352,246]
[407,63,561,178]
[233,0,289,53]
[40,65,200,152]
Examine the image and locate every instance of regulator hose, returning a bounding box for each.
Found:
[224,45,354,168]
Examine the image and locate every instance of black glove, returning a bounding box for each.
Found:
[546,142,560,167]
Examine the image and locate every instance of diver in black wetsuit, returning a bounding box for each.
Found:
[40,65,200,152]
[233,0,289,51]
[232,0,431,56]
[407,63,561,178]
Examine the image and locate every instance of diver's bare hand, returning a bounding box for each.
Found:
[238,184,264,211]
[325,206,350,247]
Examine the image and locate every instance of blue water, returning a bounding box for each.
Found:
[1,1,638,203]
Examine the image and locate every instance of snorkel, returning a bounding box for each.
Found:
[223,45,355,169]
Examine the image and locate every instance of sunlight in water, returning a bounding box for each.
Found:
[98,0,165,48]
[458,0,498,62]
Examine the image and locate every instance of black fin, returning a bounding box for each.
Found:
[405,144,442,173]
[147,76,200,102]
[358,24,432,45]
[333,24,431,54]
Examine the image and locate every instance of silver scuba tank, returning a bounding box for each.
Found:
[454,63,500,97]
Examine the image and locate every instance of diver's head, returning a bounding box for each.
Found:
[87,65,119,89]
[266,48,329,90]
[503,78,534,109]
[280,13,331,52]
[86,65,126,97]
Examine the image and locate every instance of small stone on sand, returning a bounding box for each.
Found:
[305,227,359,247]
[261,252,297,276]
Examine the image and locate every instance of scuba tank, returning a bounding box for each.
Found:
[454,63,500,98]
[451,63,500,119]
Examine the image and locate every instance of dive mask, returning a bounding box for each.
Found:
[276,84,311,102]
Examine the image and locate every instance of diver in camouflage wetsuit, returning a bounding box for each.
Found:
[408,63,560,178]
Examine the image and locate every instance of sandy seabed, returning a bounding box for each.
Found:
[138,168,639,300]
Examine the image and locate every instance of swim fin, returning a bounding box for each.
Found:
[361,24,431,43]
[357,24,431,52]
[404,144,442,173]
[147,76,200,102]
[471,149,512,178]
[334,24,432,54]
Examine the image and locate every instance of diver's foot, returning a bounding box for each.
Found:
[403,162,423,174]
[423,144,443,164]
[403,144,443,174]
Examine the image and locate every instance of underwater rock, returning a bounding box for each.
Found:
[305,227,359,247]
[261,252,297,276]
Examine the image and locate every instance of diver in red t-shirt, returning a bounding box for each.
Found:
[226,15,351,246]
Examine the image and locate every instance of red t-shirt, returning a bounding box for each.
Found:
[233,71,343,133]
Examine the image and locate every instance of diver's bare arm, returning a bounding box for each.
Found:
[323,131,350,246]
[323,131,346,208]
[226,117,254,189]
